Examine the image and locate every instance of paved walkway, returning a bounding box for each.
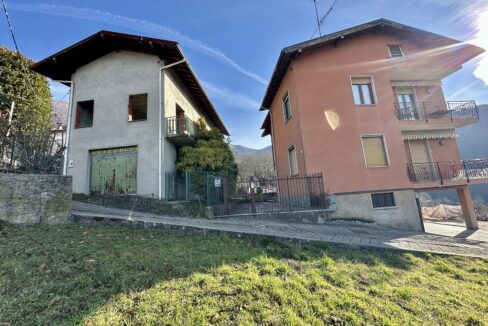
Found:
[73,201,488,258]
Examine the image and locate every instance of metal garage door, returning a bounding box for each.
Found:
[89,146,137,195]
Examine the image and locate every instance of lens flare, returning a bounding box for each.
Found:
[324,110,340,130]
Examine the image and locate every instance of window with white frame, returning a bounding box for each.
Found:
[351,77,376,105]
[282,91,292,122]
[288,145,298,176]
[361,135,389,167]
[388,44,404,58]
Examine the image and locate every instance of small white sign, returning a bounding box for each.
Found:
[69,160,74,168]
[214,177,221,188]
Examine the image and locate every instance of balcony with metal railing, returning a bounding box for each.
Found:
[165,116,197,145]
[407,159,488,186]
[394,101,479,130]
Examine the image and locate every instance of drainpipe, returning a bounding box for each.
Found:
[52,80,74,176]
[158,58,187,200]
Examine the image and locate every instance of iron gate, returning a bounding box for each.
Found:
[213,173,329,217]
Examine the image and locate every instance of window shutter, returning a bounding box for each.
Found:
[75,103,81,128]
[388,45,403,57]
[362,136,388,167]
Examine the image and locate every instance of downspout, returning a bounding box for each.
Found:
[52,80,74,176]
[158,58,187,200]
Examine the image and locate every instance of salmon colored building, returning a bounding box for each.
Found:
[260,19,487,231]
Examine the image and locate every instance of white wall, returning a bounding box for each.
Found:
[68,50,212,197]
[329,190,423,231]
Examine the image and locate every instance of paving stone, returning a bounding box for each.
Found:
[72,201,488,258]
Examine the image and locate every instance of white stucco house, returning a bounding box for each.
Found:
[32,31,229,198]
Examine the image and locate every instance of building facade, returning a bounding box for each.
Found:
[261,19,486,231]
[33,31,228,197]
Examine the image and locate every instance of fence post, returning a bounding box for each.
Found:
[249,176,256,214]
[436,162,443,185]
[185,171,190,201]
[223,177,229,215]
[462,160,470,183]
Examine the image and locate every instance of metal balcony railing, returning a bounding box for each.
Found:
[165,116,196,137]
[407,159,488,184]
[394,101,479,121]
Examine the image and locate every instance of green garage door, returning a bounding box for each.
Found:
[90,147,137,195]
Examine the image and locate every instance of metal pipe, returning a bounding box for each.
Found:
[158,58,186,200]
[52,80,74,176]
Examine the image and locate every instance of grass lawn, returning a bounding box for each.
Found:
[1,223,487,325]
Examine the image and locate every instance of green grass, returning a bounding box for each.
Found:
[1,224,487,325]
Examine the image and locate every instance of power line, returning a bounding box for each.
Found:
[1,0,40,100]
[311,0,338,39]
[313,0,322,37]
[1,0,19,52]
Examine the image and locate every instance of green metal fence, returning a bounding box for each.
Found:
[165,170,225,206]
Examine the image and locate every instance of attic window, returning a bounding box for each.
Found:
[388,44,404,58]
[128,93,148,121]
[75,100,94,128]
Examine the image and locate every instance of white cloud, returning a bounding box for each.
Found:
[201,81,260,111]
[10,3,268,85]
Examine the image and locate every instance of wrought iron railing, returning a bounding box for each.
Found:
[212,173,330,216]
[407,159,488,184]
[165,116,196,137]
[394,101,479,121]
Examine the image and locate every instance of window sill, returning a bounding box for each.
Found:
[74,126,93,129]
[128,119,148,123]
[366,165,390,168]
[373,206,398,211]
[355,104,378,107]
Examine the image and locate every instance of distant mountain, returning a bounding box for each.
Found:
[458,104,488,160]
[427,104,488,203]
[230,144,274,179]
[230,144,272,156]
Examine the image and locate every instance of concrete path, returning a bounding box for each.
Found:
[73,201,488,258]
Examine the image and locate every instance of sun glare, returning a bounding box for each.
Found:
[472,8,488,86]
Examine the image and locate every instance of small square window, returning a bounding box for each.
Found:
[75,100,94,128]
[282,92,292,122]
[288,145,298,176]
[388,44,404,58]
[128,93,148,121]
[371,192,396,208]
[351,77,376,105]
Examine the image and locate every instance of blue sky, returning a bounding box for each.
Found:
[2,0,488,148]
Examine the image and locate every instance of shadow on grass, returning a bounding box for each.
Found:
[0,223,422,324]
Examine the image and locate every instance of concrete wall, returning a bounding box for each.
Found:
[0,174,72,224]
[329,190,422,231]
[68,50,210,196]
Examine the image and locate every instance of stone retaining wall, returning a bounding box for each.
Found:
[0,173,72,224]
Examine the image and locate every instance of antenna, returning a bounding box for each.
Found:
[313,0,322,37]
[311,0,339,39]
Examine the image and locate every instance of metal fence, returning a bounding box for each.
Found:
[407,159,488,184]
[213,173,329,217]
[165,170,225,206]
[394,100,478,121]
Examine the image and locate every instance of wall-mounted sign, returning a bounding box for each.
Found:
[214,177,221,188]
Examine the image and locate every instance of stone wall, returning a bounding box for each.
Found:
[0,174,72,224]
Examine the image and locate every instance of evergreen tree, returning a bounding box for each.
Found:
[176,120,238,178]
[0,46,51,136]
